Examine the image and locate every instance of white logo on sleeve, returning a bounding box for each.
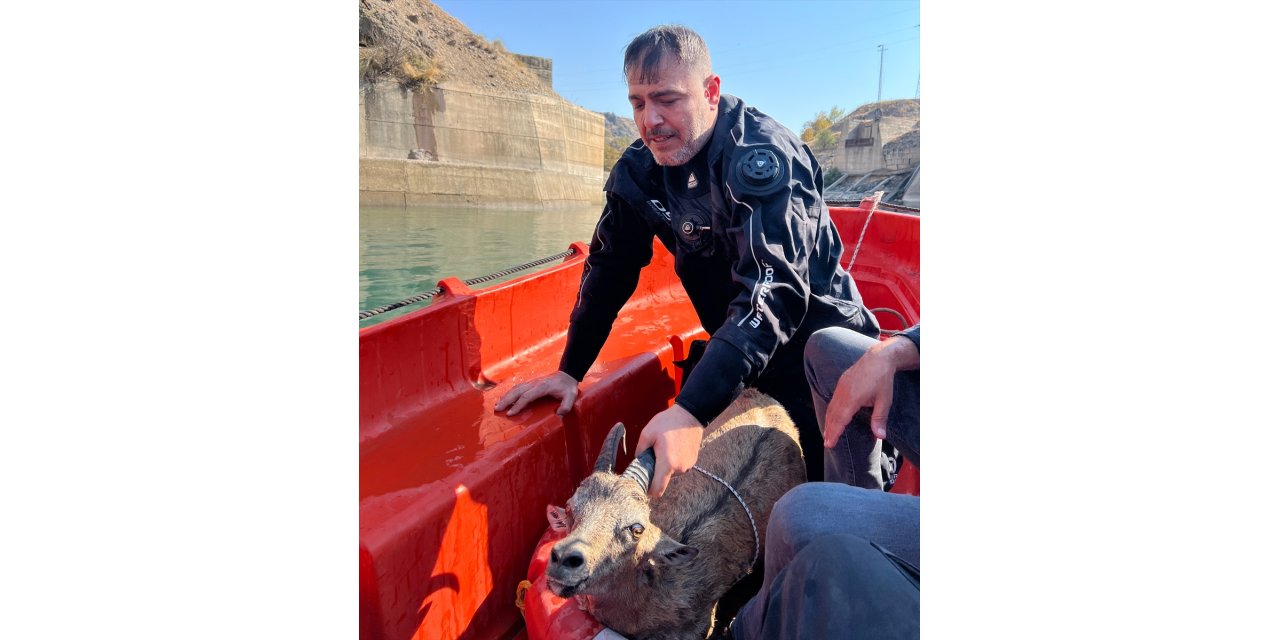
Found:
[748,263,775,329]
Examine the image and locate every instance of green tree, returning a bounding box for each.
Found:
[822,165,845,185]
[801,106,846,151]
[603,134,632,171]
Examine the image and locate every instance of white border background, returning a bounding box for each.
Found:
[4,1,1278,637]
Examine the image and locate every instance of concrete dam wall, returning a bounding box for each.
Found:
[360,81,604,208]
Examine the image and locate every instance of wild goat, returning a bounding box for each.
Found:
[543,389,806,639]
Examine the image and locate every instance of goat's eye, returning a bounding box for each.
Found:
[630,523,645,538]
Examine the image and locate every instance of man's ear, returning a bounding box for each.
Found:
[547,505,571,533]
[652,533,699,567]
[704,74,721,109]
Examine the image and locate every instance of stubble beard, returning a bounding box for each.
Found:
[652,118,713,167]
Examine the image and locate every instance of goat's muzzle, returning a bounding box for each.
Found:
[546,539,591,596]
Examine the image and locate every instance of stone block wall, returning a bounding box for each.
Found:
[884,131,920,171]
[836,116,919,175]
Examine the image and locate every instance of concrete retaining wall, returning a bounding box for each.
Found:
[877,118,917,146]
[840,120,883,175]
[360,158,603,208]
[360,80,604,207]
[511,54,553,89]
[836,116,919,175]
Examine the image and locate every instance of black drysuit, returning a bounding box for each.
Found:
[558,94,879,481]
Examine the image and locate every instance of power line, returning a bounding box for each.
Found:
[548,24,921,78]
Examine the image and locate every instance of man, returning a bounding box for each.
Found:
[729,325,922,639]
[496,24,880,495]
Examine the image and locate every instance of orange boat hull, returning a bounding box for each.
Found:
[359,200,920,640]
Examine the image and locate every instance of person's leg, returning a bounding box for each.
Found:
[805,327,884,487]
[888,367,919,466]
[730,534,919,640]
[761,482,920,588]
[804,327,920,487]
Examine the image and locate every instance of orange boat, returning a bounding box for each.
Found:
[359,197,920,640]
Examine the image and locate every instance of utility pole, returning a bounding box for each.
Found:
[876,44,886,105]
[913,25,920,100]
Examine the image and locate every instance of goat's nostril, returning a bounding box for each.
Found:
[563,552,584,569]
[550,548,561,564]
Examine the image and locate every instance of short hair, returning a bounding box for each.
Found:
[623,25,711,84]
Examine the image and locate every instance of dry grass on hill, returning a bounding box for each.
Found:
[844,99,920,122]
[359,0,565,101]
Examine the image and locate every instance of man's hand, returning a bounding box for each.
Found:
[495,371,580,416]
[635,404,703,499]
[824,336,920,446]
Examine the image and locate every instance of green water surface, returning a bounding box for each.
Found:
[359,205,603,328]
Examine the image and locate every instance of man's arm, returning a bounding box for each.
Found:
[496,194,653,416]
[557,194,654,380]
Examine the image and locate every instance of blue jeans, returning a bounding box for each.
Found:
[731,483,921,640]
[804,327,920,488]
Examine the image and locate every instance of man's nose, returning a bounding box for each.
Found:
[644,107,664,128]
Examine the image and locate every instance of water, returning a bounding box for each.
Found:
[359,205,603,327]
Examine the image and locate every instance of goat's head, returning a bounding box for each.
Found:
[544,423,699,597]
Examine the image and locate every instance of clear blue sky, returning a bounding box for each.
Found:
[433,0,920,134]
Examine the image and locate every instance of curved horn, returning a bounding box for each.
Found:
[621,448,656,492]
[593,423,627,474]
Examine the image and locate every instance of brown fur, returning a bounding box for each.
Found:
[544,389,806,639]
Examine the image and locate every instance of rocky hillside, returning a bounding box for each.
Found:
[600,111,639,142]
[844,98,919,122]
[811,98,920,172]
[599,111,639,171]
[359,0,565,100]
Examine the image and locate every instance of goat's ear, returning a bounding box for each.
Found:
[652,534,699,567]
[547,505,571,533]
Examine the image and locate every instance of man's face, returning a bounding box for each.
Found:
[627,58,720,166]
